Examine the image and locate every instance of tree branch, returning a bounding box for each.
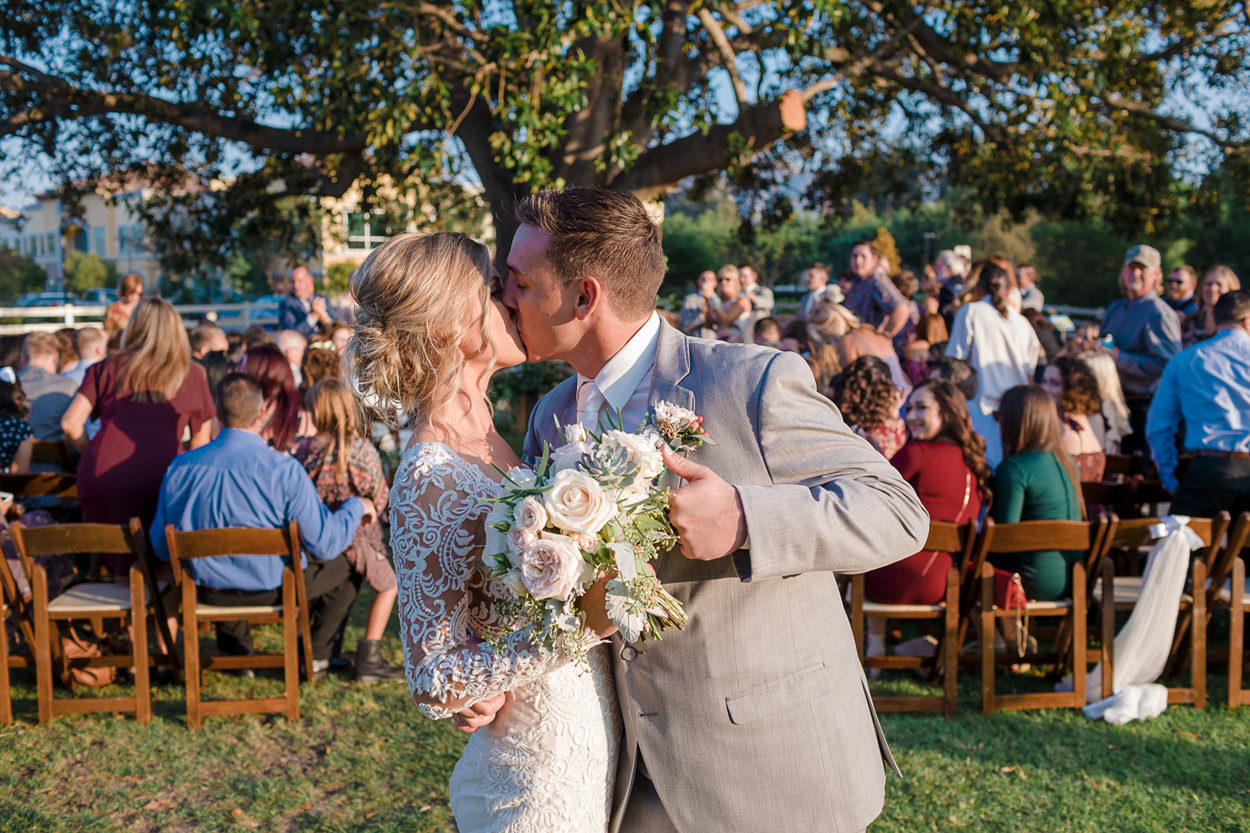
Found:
[697,8,749,105]
[1098,91,1249,149]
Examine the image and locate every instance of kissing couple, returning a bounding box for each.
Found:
[344,187,929,833]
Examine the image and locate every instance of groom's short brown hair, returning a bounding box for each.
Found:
[515,188,665,320]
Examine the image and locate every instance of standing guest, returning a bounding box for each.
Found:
[739,265,775,337]
[294,379,402,682]
[1097,245,1182,455]
[809,302,910,394]
[189,321,229,360]
[1147,290,1250,516]
[278,265,332,338]
[713,264,752,340]
[275,329,308,388]
[679,270,719,339]
[830,356,908,459]
[1023,308,1064,365]
[992,384,1084,601]
[1041,356,1107,482]
[945,259,1042,469]
[844,240,910,338]
[1078,350,1132,455]
[0,380,33,472]
[796,265,841,321]
[1164,265,1199,318]
[103,273,145,340]
[61,298,215,578]
[239,344,301,452]
[150,373,374,678]
[18,332,80,441]
[890,269,922,356]
[1018,264,1044,312]
[1185,265,1241,345]
[61,327,108,386]
[936,245,972,326]
[865,380,989,607]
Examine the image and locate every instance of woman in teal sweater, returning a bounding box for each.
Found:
[992,384,1085,600]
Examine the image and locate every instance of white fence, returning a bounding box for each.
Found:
[0,302,280,335]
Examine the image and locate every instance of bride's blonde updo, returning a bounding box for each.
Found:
[344,231,494,427]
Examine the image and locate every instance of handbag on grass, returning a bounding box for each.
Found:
[59,626,116,688]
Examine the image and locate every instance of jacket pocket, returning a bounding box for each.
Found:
[725,662,832,725]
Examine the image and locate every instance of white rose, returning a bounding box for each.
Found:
[549,441,591,474]
[506,527,535,560]
[602,430,665,481]
[543,468,617,535]
[512,496,548,534]
[653,401,698,430]
[500,568,528,598]
[506,467,537,490]
[561,421,590,445]
[518,534,585,600]
[483,502,511,557]
[571,531,601,553]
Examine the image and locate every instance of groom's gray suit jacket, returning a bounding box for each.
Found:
[525,322,929,833]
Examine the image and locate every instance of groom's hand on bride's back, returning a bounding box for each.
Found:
[453,691,513,733]
[661,445,749,561]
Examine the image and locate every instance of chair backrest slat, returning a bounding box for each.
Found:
[923,521,972,555]
[981,519,1097,553]
[12,522,138,557]
[1104,514,1223,552]
[165,527,295,560]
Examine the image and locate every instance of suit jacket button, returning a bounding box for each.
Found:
[620,645,638,661]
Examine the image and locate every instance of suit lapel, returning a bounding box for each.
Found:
[647,322,696,580]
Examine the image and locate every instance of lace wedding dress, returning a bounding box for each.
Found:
[391,442,620,833]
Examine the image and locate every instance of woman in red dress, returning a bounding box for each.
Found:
[865,379,991,605]
[61,298,215,576]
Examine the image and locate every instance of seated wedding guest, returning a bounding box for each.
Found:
[197,350,232,439]
[865,380,990,606]
[1056,321,1100,359]
[1023,308,1063,364]
[890,269,922,356]
[61,327,108,386]
[679,270,719,339]
[753,317,782,346]
[189,321,229,360]
[275,329,308,388]
[294,379,401,681]
[0,335,23,371]
[242,325,270,349]
[0,379,33,472]
[1184,264,1241,346]
[54,328,78,373]
[239,344,301,451]
[945,258,1041,468]
[18,332,80,441]
[813,302,912,394]
[226,332,247,365]
[62,298,215,579]
[830,356,907,459]
[151,373,375,678]
[1041,356,1106,482]
[301,344,340,390]
[103,272,144,341]
[927,356,978,403]
[904,311,949,386]
[326,321,354,354]
[992,384,1084,601]
[1078,350,1132,455]
[1147,290,1250,516]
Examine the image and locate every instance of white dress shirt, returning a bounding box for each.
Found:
[575,312,662,432]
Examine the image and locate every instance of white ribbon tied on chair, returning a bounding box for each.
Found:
[1064,515,1204,724]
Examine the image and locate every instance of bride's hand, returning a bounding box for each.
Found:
[453,690,513,734]
[577,572,619,638]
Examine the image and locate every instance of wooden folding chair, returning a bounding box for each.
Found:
[849,520,977,717]
[1,594,11,724]
[165,521,314,729]
[1229,552,1250,709]
[1093,512,1233,708]
[28,440,76,472]
[1103,454,1135,480]
[975,517,1108,713]
[8,519,154,723]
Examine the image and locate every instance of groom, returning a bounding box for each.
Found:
[467,187,929,833]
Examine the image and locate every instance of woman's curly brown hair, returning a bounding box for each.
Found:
[830,356,895,431]
[301,346,340,391]
[1052,356,1101,417]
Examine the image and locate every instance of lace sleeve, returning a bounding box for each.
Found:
[390,444,562,720]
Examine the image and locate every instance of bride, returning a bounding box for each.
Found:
[344,231,620,832]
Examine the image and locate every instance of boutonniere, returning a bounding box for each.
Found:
[650,401,715,453]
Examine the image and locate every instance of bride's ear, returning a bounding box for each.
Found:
[573,276,604,320]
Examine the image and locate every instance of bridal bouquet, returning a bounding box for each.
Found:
[480,402,712,661]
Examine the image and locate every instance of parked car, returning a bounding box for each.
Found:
[81,288,119,305]
[14,292,85,307]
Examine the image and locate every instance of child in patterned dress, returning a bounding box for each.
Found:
[294,379,402,682]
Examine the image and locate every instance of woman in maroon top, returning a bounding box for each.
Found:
[865,379,991,606]
[239,344,301,453]
[61,298,215,576]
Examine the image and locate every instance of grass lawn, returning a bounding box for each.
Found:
[4,590,1249,833]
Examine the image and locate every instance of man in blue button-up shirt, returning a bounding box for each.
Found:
[152,373,376,667]
[1147,290,1250,517]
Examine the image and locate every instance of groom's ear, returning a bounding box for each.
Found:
[572,276,605,321]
